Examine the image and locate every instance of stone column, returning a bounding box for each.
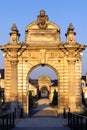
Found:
[10,58,18,113]
[10,59,18,101]
[68,59,76,111]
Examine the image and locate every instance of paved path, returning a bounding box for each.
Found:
[12,117,70,130]
[32,98,57,117]
[12,99,70,130]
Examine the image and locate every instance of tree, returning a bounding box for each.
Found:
[82,90,86,107]
[52,89,58,106]
[29,91,34,106]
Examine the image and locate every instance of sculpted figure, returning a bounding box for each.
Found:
[37,10,48,29]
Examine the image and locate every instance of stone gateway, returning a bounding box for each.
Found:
[0,10,86,116]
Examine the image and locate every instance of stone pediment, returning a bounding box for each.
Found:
[25,21,60,45]
[25,10,60,44]
[25,21,60,30]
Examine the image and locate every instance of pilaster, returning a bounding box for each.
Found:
[67,59,76,111]
[10,57,18,101]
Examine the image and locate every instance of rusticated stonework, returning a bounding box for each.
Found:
[0,10,86,116]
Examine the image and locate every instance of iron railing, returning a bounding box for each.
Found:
[68,112,87,130]
[0,112,15,130]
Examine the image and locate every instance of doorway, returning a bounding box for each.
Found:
[41,87,49,98]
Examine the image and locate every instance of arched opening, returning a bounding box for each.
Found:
[40,86,49,98]
[27,64,58,116]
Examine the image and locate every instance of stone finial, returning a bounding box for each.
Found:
[65,23,76,43]
[40,10,46,16]
[10,24,20,44]
[11,24,18,31]
[37,10,49,29]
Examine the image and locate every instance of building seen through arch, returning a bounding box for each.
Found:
[28,66,58,101]
[0,10,86,116]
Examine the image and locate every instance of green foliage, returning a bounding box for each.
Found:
[29,91,34,106]
[52,89,58,106]
[82,90,86,107]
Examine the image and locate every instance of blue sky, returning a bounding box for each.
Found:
[0,0,87,78]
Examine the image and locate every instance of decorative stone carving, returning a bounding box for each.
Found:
[10,59,18,65]
[65,23,76,43]
[37,10,48,29]
[10,24,20,44]
[67,59,76,64]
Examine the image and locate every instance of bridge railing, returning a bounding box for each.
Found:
[0,112,15,130]
[68,112,87,130]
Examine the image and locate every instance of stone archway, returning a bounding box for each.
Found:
[38,75,51,98]
[0,10,86,116]
[27,64,58,114]
[40,86,49,98]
